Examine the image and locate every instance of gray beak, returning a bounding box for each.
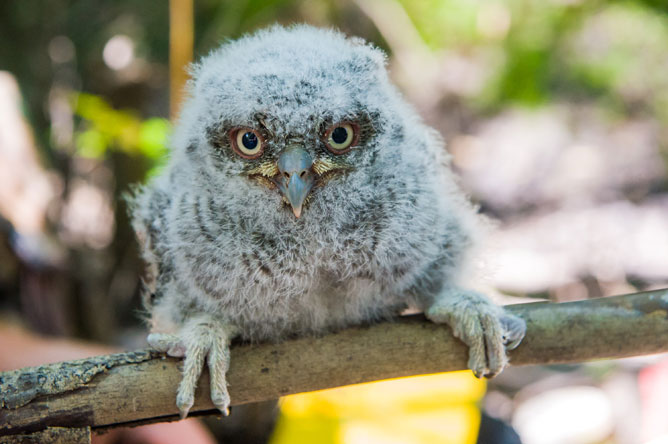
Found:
[274,145,315,218]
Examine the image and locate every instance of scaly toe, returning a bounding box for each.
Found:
[211,390,231,416]
[147,333,186,357]
[500,314,526,350]
[147,332,175,351]
[176,391,194,419]
[468,352,490,379]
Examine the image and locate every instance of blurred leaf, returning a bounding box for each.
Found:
[73,92,170,169]
[398,0,479,49]
[138,118,169,159]
[75,129,108,159]
[565,2,668,117]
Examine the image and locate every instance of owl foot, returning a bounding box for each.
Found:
[426,288,526,378]
[147,316,238,419]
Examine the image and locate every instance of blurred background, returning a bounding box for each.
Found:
[1,0,668,443]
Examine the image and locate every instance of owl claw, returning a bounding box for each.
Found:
[147,317,237,419]
[147,333,187,357]
[177,396,194,420]
[426,288,526,378]
[500,314,527,351]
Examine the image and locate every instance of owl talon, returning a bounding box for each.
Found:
[147,317,237,419]
[426,288,526,378]
[177,394,194,420]
[147,333,187,357]
[500,313,526,350]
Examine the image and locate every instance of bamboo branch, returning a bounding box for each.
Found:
[2,289,668,437]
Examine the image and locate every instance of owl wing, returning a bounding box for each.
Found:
[128,183,174,311]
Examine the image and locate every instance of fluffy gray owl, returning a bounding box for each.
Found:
[131,25,526,418]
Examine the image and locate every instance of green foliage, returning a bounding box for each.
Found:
[3,0,668,173]
[564,3,668,116]
[398,0,480,49]
[74,92,169,167]
[394,0,668,119]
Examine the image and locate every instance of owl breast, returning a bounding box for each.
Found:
[165,169,443,341]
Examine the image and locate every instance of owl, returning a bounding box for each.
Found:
[131,25,526,418]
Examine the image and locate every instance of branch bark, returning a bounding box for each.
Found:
[2,289,668,436]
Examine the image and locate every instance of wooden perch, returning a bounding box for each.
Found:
[2,289,668,439]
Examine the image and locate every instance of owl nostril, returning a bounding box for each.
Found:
[283,170,309,181]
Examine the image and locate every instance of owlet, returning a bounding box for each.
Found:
[131,25,526,418]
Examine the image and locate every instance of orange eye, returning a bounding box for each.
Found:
[323,122,359,154]
[230,128,265,159]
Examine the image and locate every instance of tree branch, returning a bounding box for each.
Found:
[2,289,668,437]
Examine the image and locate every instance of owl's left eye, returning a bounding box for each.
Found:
[323,122,359,154]
[230,128,265,159]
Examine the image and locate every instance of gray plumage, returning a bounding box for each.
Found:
[131,25,525,418]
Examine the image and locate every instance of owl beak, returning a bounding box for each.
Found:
[275,146,315,218]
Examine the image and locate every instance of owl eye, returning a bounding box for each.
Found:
[230,128,265,159]
[324,123,359,154]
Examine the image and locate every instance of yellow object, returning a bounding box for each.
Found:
[169,0,193,120]
[270,371,485,444]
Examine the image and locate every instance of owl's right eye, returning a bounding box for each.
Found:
[230,128,265,159]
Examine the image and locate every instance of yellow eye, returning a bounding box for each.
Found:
[324,123,358,154]
[230,128,264,159]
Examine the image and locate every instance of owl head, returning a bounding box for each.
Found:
[171,25,439,224]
